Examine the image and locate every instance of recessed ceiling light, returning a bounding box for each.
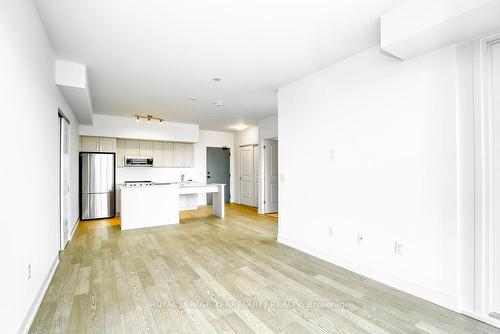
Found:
[214,100,224,107]
[233,124,248,131]
[212,77,221,82]
[187,96,198,101]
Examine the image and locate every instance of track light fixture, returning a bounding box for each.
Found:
[134,114,165,124]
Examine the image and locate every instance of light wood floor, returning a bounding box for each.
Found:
[30,204,497,333]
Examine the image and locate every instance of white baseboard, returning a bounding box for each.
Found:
[277,234,500,329]
[18,256,59,334]
[277,235,458,309]
[460,311,500,328]
[69,218,79,240]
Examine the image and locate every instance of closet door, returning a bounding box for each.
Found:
[240,145,253,206]
[265,140,279,213]
[253,145,259,207]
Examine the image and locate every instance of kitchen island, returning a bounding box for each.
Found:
[120,182,225,230]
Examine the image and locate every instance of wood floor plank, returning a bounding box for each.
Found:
[29,204,499,334]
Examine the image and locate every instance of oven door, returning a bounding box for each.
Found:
[124,156,153,167]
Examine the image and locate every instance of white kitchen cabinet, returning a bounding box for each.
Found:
[179,194,187,209]
[173,143,185,167]
[82,137,194,168]
[179,194,198,211]
[116,139,125,167]
[81,136,116,152]
[125,140,140,156]
[152,142,164,167]
[139,141,153,157]
[187,193,198,207]
[184,143,194,168]
[80,136,100,152]
[99,137,117,152]
[164,143,174,167]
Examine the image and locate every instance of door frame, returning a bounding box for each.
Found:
[463,32,500,326]
[58,109,70,251]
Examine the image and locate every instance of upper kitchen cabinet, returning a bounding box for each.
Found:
[164,143,174,167]
[81,136,99,152]
[184,143,194,167]
[152,142,164,167]
[99,137,117,152]
[116,139,125,167]
[139,141,153,157]
[92,137,194,168]
[124,140,140,156]
[173,143,194,168]
[80,136,116,152]
[173,143,185,167]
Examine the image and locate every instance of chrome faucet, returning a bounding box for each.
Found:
[181,173,185,182]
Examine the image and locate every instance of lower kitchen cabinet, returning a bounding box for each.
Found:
[179,194,198,211]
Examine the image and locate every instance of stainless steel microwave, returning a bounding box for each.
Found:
[124,156,154,167]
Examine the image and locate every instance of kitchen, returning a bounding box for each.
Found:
[78,114,233,230]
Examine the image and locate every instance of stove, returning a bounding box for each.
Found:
[123,181,154,187]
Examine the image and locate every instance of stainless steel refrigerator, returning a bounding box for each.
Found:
[80,152,115,220]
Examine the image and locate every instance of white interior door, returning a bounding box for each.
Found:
[253,145,259,207]
[492,43,500,316]
[240,145,254,206]
[265,140,279,213]
[59,114,70,249]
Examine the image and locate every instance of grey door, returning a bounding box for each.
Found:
[207,147,230,204]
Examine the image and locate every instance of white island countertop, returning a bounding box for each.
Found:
[120,182,225,230]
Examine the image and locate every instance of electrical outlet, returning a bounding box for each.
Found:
[395,241,403,255]
[328,225,334,238]
[28,264,31,280]
[357,233,364,244]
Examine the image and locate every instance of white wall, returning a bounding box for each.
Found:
[258,115,278,140]
[278,45,460,310]
[115,130,234,207]
[0,1,79,332]
[79,113,199,143]
[234,126,259,202]
[66,109,81,236]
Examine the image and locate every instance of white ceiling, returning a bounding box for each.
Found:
[35,0,403,131]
